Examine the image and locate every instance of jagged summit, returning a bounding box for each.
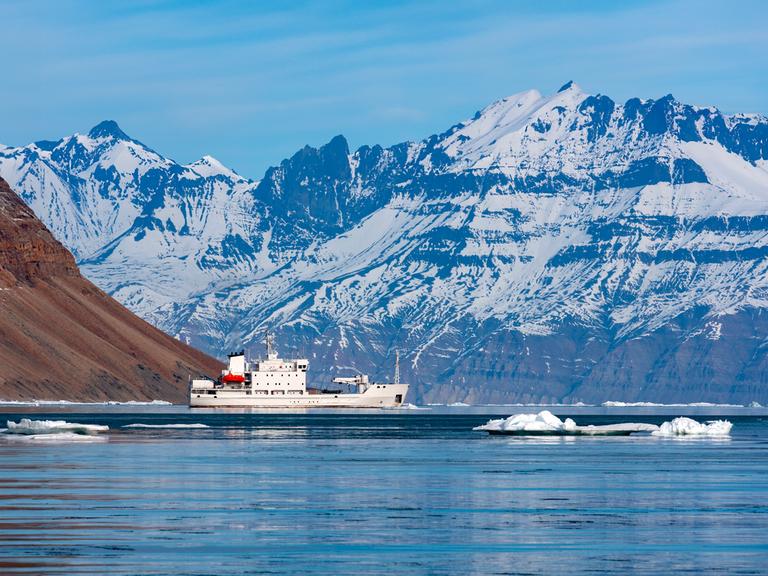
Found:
[88,119,131,141]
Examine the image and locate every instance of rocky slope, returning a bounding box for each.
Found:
[2,83,768,404]
[0,177,221,402]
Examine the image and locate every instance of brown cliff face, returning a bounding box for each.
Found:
[0,182,78,287]
[0,177,222,402]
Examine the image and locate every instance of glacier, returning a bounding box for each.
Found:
[2,83,768,404]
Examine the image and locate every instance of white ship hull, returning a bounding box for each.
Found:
[190,383,408,408]
[190,335,408,409]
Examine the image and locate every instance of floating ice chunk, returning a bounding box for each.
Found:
[122,423,209,429]
[4,432,108,442]
[5,418,109,435]
[652,417,732,437]
[602,401,663,407]
[116,400,173,406]
[748,401,763,408]
[400,403,430,410]
[448,402,470,407]
[474,410,578,433]
[602,401,742,407]
[474,411,657,436]
[576,423,659,435]
[0,399,172,406]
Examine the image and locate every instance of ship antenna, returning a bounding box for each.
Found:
[394,349,400,385]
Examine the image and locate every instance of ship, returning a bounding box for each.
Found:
[189,334,409,408]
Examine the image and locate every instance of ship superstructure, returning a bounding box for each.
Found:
[189,334,408,408]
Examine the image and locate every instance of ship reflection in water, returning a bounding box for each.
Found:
[0,411,766,575]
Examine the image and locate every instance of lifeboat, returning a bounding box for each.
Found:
[221,372,245,384]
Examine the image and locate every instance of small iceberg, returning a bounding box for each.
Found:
[122,423,209,429]
[400,403,430,410]
[2,419,109,442]
[651,417,732,437]
[475,410,577,434]
[474,411,733,438]
[5,418,109,435]
[474,410,657,436]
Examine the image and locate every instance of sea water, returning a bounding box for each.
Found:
[0,408,766,575]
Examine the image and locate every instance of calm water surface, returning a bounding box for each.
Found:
[0,409,767,575]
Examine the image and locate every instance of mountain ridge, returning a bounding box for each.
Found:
[2,84,768,403]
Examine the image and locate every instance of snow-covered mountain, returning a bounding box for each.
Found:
[3,82,768,404]
[0,120,264,318]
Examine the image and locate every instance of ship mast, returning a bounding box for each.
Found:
[265,331,277,360]
[394,349,400,385]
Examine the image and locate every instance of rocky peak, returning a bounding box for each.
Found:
[88,119,131,141]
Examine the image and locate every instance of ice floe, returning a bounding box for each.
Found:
[3,432,108,442]
[122,423,209,429]
[400,403,430,410]
[474,410,578,434]
[474,410,656,436]
[0,399,172,406]
[5,418,109,435]
[474,411,733,437]
[602,401,743,408]
[651,417,732,437]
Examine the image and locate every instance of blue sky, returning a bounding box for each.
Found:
[2,0,766,177]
